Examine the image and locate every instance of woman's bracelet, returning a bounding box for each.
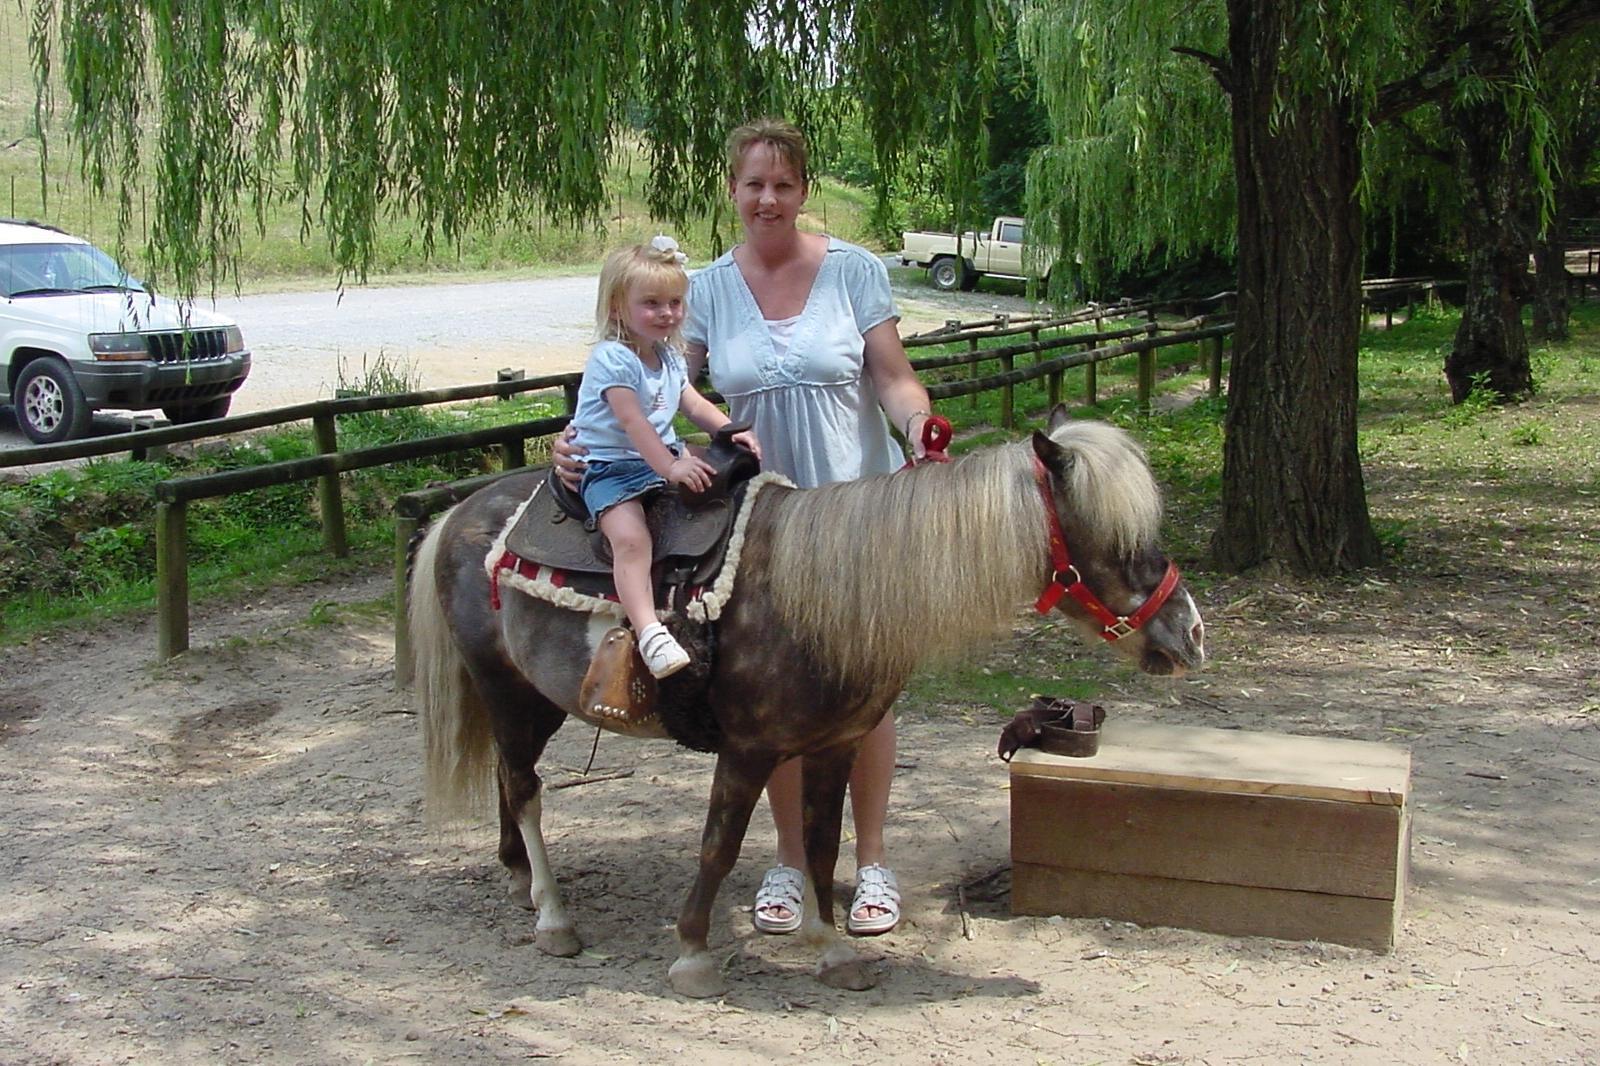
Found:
[903,410,931,438]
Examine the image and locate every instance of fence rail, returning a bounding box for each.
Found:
[9,297,1231,662]
[0,372,580,470]
[385,316,1235,683]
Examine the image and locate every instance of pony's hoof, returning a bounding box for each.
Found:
[535,925,582,958]
[668,954,727,999]
[816,946,877,991]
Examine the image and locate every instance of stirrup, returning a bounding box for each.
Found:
[579,627,657,725]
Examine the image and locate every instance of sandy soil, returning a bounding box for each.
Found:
[3,281,1597,1064]
[2,527,1597,1065]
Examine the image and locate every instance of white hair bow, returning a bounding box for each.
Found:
[650,234,689,265]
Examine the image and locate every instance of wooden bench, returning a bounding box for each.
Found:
[1008,720,1411,951]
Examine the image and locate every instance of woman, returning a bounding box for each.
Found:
[559,117,936,936]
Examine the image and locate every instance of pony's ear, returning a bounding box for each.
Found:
[1032,429,1072,477]
[1046,404,1072,435]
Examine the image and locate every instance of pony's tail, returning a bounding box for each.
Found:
[410,511,496,827]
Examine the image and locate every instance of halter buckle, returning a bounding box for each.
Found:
[1103,617,1136,640]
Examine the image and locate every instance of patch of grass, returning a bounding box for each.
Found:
[905,657,1104,718]
[0,381,520,640]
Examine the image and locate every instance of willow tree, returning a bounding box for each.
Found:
[1019,0,1598,575]
[30,0,999,295]
[1530,32,1600,343]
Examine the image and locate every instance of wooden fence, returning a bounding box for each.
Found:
[7,298,1236,662]
[386,307,1234,683]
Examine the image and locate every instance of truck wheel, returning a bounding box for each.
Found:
[15,357,92,444]
[929,257,966,292]
[959,271,980,292]
[163,397,232,424]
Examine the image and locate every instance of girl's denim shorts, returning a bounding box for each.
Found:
[579,457,666,527]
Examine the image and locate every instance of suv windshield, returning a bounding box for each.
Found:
[0,241,146,298]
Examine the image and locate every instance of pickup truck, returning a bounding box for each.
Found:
[898,216,1055,291]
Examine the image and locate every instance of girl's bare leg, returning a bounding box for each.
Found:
[598,501,655,632]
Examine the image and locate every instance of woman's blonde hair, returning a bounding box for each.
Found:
[594,241,689,345]
[725,117,809,185]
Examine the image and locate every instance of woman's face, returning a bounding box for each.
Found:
[729,142,808,237]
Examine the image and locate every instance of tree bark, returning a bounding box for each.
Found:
[1213,0,1381,575]
[1531,228,1571,343]
[1445,95,1536,402]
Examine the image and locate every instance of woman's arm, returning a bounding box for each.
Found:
[679,386,730,435]
[862,319,936,457]
[684,343,709,380]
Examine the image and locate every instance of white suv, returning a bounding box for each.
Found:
[1,219,251,444]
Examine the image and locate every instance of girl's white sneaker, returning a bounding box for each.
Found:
[637,623,690,679]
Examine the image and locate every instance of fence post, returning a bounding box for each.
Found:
[1001,352,1015,429]
[1048,369,1062,409]
[1084,343,1098,406]
[967,337,981,408]
[312,413,348,557]
[1138,322,1158,415]
[1208,334,1224,397]
[393,514,418,689]
[156,500,189,660]
[497,367,525,400]
[500,437,526,471]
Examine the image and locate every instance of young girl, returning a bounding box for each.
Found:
[570,236,761,678]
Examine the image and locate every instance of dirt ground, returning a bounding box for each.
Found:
[3,506,1598,1065]
[3,289,1598,1064]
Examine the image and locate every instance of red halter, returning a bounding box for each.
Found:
[1031,455,1182,641]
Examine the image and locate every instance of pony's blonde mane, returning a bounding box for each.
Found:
[1052,419,1163,557]
[763,420,1162,687]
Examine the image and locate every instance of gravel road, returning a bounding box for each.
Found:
[0,267,1035,450]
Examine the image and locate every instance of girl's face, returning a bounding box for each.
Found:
[616,281,685,349]
[729,142,807,237]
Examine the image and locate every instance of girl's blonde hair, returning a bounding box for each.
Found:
[594,242,690,345]
[726,117,809,185]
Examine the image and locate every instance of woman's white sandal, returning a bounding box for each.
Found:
[847,863,900,936]
[752,865,804,934]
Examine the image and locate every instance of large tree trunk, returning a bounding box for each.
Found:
[1446,96,1536,402]
[1531,228,1571,343]
[1213,0,1380,575]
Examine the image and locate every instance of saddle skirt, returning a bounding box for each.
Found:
[485,469,793,624]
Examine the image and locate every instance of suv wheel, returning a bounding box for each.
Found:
[15,357,91,444]
[163,397,232,424]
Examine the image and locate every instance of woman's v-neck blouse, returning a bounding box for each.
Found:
[684,237,905,488]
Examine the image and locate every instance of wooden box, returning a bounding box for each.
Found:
[1008,720,1411,951]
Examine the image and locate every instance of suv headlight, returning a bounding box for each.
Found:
[90,332,150,361]
[224,325,245,353]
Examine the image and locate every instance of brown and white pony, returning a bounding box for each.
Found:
[410,407,1204,997]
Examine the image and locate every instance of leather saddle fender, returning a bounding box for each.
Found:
[505,423,761,584]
